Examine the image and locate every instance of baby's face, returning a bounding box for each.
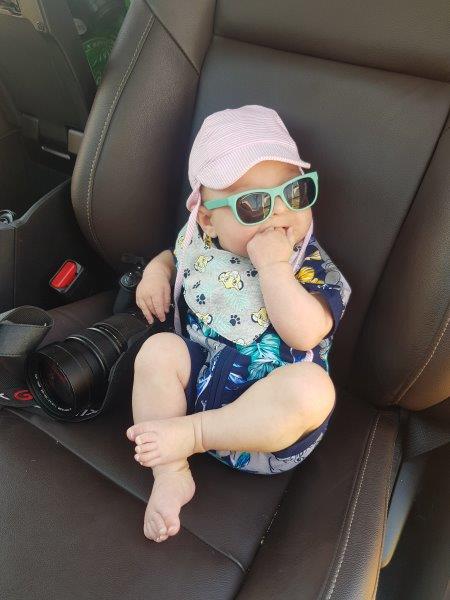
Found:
[197,160,313,257]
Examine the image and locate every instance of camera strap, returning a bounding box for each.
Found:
[0,306,53,413]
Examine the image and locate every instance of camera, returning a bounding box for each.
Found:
[25,255,154,421]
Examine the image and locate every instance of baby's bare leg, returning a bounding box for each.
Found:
[202,362,335,453]
[131,332,191,423]
[130,362,335,466]
[129,332,194,543]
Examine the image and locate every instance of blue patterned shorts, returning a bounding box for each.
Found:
[181,335,334,476]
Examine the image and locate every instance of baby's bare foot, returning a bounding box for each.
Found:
[144,463,195,542]
[129,414,205,467]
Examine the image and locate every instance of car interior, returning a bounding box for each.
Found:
[0,1,449,598]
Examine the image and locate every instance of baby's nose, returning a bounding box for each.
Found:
[272,195,287,214]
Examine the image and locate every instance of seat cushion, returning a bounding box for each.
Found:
[6,377,292,570]
[237,398,399,599]
[4,388,398,599]
[0,411,242,600]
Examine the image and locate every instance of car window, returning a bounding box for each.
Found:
[67,0,131,85]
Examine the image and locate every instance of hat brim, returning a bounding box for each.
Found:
[198,142,311,191]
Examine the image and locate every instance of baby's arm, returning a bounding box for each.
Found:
[144,250,176,286]
[136,250,176,324]
[246,227,333,350]
[259,262,333,350]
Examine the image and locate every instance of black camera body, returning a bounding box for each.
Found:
[25,255,158,421]
[26,309,149,421]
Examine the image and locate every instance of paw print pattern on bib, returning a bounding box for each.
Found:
[181,226,274,343]
[179,223,315,345]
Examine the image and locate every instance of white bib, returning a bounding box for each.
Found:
[180,224,312,345]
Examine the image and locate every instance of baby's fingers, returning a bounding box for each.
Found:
[152,295,166,322]
[136,297,154,325]
[163,281,171,313]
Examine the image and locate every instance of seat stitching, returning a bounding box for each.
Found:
[393,311,449,405]
[325,413,380,600]
[85,15,155,257]
[371,415,397,599]
[316,410,376,600]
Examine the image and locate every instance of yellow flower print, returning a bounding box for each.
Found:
[296,266,324,285]
[307,249,322,261]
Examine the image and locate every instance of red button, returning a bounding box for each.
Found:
[50,261,78,289]
[14,389,34,402]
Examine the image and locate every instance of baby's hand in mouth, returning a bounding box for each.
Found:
[276,226,297,247]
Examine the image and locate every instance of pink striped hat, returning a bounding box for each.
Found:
[173,104,312,332]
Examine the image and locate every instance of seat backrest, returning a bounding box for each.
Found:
[71,0,450,411]
[0,0,96,150]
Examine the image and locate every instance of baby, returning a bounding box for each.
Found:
[126,105,351,543]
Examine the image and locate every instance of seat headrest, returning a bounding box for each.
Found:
[214,0,450,82]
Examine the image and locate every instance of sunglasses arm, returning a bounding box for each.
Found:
[203,198,231,210]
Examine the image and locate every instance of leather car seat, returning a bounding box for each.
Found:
[1,1,449,598]
[0,0,96,154]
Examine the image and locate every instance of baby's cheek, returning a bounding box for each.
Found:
[235,233,254,257]
[219,222,253,256]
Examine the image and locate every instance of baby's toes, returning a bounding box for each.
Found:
[152,512,168,541]
[135,441,158,455]
[143,518,157,541]
[137,450,162,467]
[136,432,157,445]
[162,514,180,537]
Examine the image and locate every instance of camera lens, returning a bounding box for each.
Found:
[26,312,148,421]
[40,357,73,409]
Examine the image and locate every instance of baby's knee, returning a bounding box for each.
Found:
[276,362,335,427]
[134,332,186,374]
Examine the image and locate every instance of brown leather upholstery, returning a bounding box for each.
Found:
[72,0,449,408]
[1,0,449,598]
[350,117,450,409]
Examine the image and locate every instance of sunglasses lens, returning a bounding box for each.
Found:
[284,177,316,209]
[236,192,271,224]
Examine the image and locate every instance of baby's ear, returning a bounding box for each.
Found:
[197,205,217,237]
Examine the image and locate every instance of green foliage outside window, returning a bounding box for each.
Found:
[70,0,132,85]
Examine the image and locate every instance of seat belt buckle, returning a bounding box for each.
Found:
[49,260,91,301]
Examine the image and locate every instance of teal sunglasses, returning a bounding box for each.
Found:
[203,171,318,226]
